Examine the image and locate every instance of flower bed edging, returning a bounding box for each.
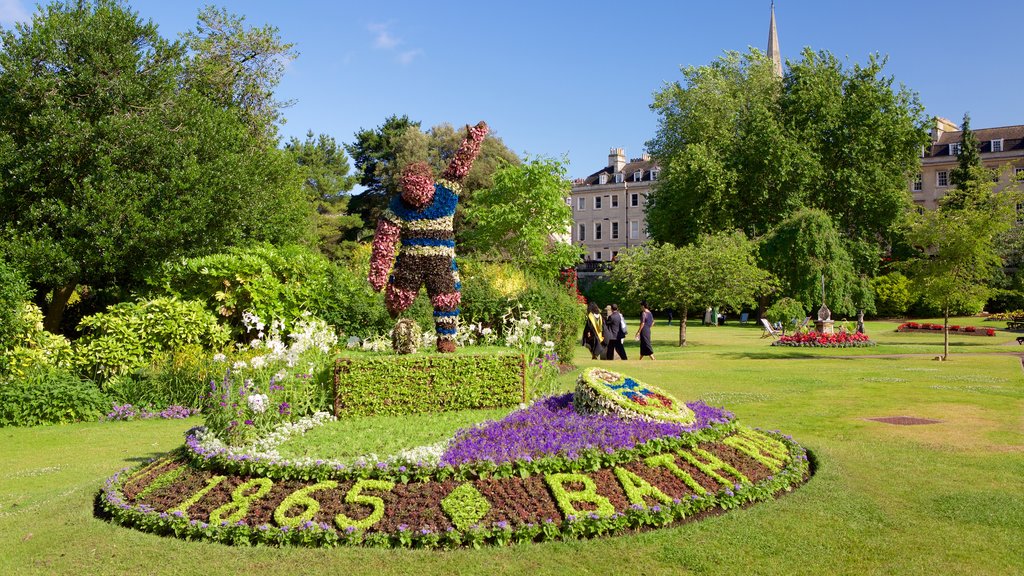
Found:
[96,426,810,549]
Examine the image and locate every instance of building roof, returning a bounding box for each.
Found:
[575,158,659,187]
[927,124,1024,157]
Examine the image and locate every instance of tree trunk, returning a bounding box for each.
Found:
[678,306,688,346]
[943,307,949,360]
[43,282,77,335]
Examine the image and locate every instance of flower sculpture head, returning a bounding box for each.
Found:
[400,161,436,209]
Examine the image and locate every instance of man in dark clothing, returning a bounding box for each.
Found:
[605,304,628,360]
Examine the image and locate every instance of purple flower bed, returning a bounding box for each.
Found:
[439,394,734,466]
[105,403,199,421]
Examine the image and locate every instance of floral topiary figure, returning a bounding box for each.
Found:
[368,121,489,352]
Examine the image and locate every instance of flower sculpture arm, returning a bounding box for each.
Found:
[442,121,489,182]
[368,217,400,292]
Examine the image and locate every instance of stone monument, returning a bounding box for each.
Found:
[814,275,835,335]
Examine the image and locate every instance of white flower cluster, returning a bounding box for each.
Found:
[246,393,269,414]
[224,311,338,369]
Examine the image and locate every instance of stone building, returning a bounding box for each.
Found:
[912,118,1024,210]
[569,148,658,264]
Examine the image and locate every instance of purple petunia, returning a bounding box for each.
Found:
[438,394,733,467]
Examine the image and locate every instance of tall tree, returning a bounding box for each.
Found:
[942,113,993,211]
[463,156,583,279]
[285,131,361,260]
[646,48,928,251]
[610,232,774,346]
[181,5,297,140]
[903,199,1015,359]
[0,0,312,333]
[345,115,422,232]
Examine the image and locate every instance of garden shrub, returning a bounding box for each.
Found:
[871,272,912,317]
[765,297,806,328]
[582,278,638,317]
[334,353,525,417]
[515,274,587,362]
[0,259,32,352]
[0,303,74,377]
[104,345,220,409]
[0,365,108,427]
[73,297,229,380]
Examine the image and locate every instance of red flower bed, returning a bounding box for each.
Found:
[896,323,994,336]
[772,331,875,348]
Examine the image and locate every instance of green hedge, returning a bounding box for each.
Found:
[333,353,525,417]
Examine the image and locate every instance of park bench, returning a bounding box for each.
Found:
[1006,318,1024,331]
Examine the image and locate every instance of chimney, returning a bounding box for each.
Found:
[931,116,959,143]
[607,148,626,173]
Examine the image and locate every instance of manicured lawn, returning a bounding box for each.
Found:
[2,318,1021,575]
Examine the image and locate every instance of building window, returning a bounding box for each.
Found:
[599,174,608,185]
[949,142,961,156]
[912,174,922,192]
[595,223,602,240]
[937,171,949,187]
[992,139,1003,153]
[633,170,643,182]
[614,173,624,183]
[595,251,602,261]
[578,223,585,242]
[611,195,619,208]
[629,220,639,239]
[577,197,585,210]
[611,221,619,239]
[612,251,618,260]
[594,196,602,209]
[650,169,659,181]
[630,193,639,207]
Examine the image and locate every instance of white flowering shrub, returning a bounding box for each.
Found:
[203,311,338,446]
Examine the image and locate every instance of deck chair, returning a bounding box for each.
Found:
[760,318,782,339]
[794,316,811,332]
[740,312,749,324]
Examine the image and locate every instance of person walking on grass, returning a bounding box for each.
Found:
[604,304,628,360]
[581,301,605,360]
[634,300,655,360]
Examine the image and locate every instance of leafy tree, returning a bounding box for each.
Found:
[345,115,423,230]
[610,232,773,346]
[0,0,313,333]
[647,48,928,250]
[463,156,583,279]
[902,194,1018,359]
[181,5,297,140]
[871,272,912,318]
[285,131,362,260]
[759,208,863,317]
[0,259,32,352]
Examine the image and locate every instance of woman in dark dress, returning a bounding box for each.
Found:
[634,300,655,360]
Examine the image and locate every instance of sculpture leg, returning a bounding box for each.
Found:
[426,257,461,353]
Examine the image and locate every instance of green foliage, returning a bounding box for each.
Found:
[1,303,74,377]
[759,208,860,316]
[334,354,525,417]
[943,113,995,211]
[463,156,583,278]
[871,272,913,317]
[611,232,773,345]
[103,345,220,409]
[0,1,314,332]
[646,48,927,250]
[765,297,807,327]
[0,365,107,427]
[441,483,493,531]
[582,279,638,317]
[0,259,32,351]
[182,5,297,139]
[73,297,228,380]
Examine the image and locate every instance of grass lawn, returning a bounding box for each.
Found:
[2,318,1022,575]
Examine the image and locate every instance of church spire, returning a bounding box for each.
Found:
[767,1,782,77]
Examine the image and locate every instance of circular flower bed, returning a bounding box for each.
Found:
[772,331,876,347]
[96,373,810,549]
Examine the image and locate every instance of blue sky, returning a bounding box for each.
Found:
[2,1,1022,179]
